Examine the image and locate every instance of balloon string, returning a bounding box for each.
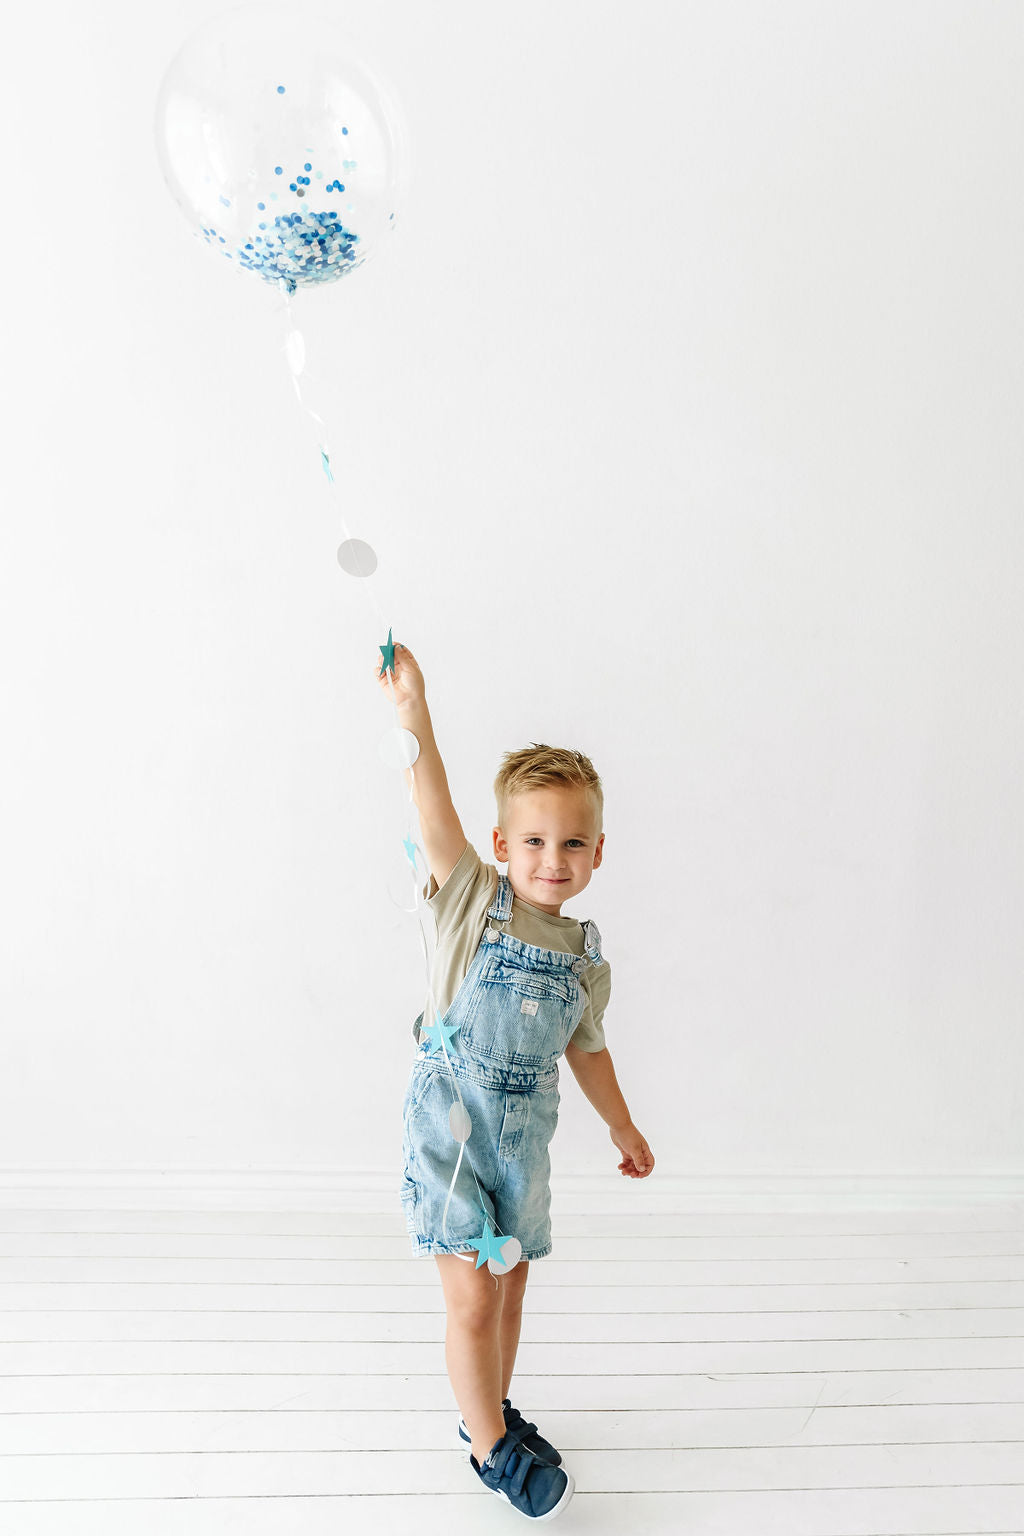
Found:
[278,286,507,1268]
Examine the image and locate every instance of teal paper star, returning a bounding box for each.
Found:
[402,835,418,868]
[320,446,334,483]
[468,1216,510,1270]
[378,626,396,678]
[421,1008,459,1057]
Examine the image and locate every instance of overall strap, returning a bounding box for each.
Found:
[486,870,515,927]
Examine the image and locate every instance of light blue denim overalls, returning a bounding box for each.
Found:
[399,870,604,1260]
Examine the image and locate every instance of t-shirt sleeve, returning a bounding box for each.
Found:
[410,841,494,1048]
[424,839,494,940]
[568,959,611,1052]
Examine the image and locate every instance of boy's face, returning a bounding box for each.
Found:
[492,787,604,916]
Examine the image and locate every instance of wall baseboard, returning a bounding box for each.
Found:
[0,1167,1020,1212]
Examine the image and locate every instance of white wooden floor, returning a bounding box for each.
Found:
[1,1194,1023,1535]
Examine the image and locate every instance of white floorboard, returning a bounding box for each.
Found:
[0,1200,1022,1534]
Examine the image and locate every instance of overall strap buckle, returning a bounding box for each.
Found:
[581,916,603,963]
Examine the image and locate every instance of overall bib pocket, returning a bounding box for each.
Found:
[460,950,579,1069]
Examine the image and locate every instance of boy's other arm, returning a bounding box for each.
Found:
[396,695,467,892]
[563,1041,632,1132]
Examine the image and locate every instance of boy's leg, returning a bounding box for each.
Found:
[496,1259,530,1401]
[434,1254,507,1465]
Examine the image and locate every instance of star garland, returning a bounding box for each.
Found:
[467,1215,516,1271]
[378,625,397,678]
[420,1008,460,1057]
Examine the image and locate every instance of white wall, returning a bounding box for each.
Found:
[1,0,1021,1192]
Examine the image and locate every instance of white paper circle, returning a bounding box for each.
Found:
[488,1234,523,1275]
[448,1103,472,1142]
[378,726,420,769]
[284,328,306,376]
[337,538,378,577]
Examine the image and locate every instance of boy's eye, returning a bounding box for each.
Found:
[525,838,583,847]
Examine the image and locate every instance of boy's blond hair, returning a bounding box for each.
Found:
[494,743,604,839]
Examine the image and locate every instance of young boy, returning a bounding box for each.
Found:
[376,641,654,1521]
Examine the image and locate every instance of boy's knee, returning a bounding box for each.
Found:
[452,1281,504,1333]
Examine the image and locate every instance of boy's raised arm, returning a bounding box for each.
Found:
[374,642,468,892]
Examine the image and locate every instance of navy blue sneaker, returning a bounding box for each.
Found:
[470,1423,575,1520]
[458,1397,562,1465]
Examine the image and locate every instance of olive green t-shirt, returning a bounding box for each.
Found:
[412,840,610,1053]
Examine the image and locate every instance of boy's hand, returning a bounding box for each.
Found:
[611,1123,655,1179]
[373,640,425,709]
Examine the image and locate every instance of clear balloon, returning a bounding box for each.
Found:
[155,2,411,293]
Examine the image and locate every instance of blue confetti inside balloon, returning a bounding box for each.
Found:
[200,206,362,293]
[155,5,410,294]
